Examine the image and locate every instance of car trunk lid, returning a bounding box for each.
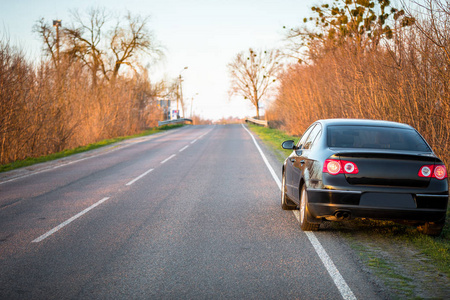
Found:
[336,150,437,188]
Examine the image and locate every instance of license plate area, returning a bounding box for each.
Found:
[359,193,416,208]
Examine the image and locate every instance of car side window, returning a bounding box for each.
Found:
[311,124,323,147]
[303,124,321,150]
[297,124,316,149]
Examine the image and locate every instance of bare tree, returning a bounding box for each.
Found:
[403,0,450,63]
[110,12,162,81]
[64,8,109,86]
[33,19,59,68]
[228,48,283,118]
[60,8,162,85]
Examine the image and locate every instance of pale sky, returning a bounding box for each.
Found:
[1,0,317,120]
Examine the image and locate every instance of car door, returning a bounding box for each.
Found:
[285,125,316,202]
[291,124,322,202]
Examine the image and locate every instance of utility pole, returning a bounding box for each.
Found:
[53,20,62,64]
[190,93,198,119]
[177,66,188,118]
[178,74,182,119]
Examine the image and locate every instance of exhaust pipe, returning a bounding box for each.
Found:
[334,210,351,220]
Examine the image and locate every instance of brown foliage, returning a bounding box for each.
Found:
[269,3,450,165]
[0,8,165,165]
[0,39,162,165]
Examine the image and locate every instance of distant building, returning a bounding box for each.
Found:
[157,98,180,120]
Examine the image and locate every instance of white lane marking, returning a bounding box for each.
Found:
[179,145,189,152]
[241,124,357,300]
[183,127,213,145]
[241,125,281,189]
[198,128,213,139]
[161,154,176,164]
[32,197,110,243]
[126,168,154,186]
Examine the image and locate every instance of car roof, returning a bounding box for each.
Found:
[316,119,414,130]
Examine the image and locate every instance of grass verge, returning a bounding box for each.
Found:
[0,124,184,173]
[246,123,450,294]
[246,123,299,162]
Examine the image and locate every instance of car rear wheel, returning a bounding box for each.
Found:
[299,185,320,231]
[281,172,296,210]
[417,221,444,236]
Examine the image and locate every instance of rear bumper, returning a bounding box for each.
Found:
[307,189,448,222]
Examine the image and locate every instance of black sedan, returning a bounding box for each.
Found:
[281,119,448,236]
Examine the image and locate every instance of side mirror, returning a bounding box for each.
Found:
[282,140,297,150]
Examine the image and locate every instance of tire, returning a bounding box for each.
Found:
[417,221,444,237]
[299,185,320,231]
[281,172,296,210]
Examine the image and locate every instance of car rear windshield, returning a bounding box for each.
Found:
[327,125,431,152]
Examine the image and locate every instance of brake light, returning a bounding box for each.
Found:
[323,159,358,175]
[434,165,447,180]
[324,159,341,175]
[418,165,447,180]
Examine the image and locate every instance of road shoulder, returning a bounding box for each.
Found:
[0,127,184,184]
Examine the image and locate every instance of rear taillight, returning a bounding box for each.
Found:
[324,159,341,175]
[418,165,448,180]
[434,165,447,179]
[323,159,358,175]
[419,165,432,177]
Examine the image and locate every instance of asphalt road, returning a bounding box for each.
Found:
[0,124,387,299]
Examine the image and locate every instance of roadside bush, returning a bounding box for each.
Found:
[268,1,450,166]
[0,39,162,165]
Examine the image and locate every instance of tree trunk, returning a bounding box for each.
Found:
[255,101,260,119]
